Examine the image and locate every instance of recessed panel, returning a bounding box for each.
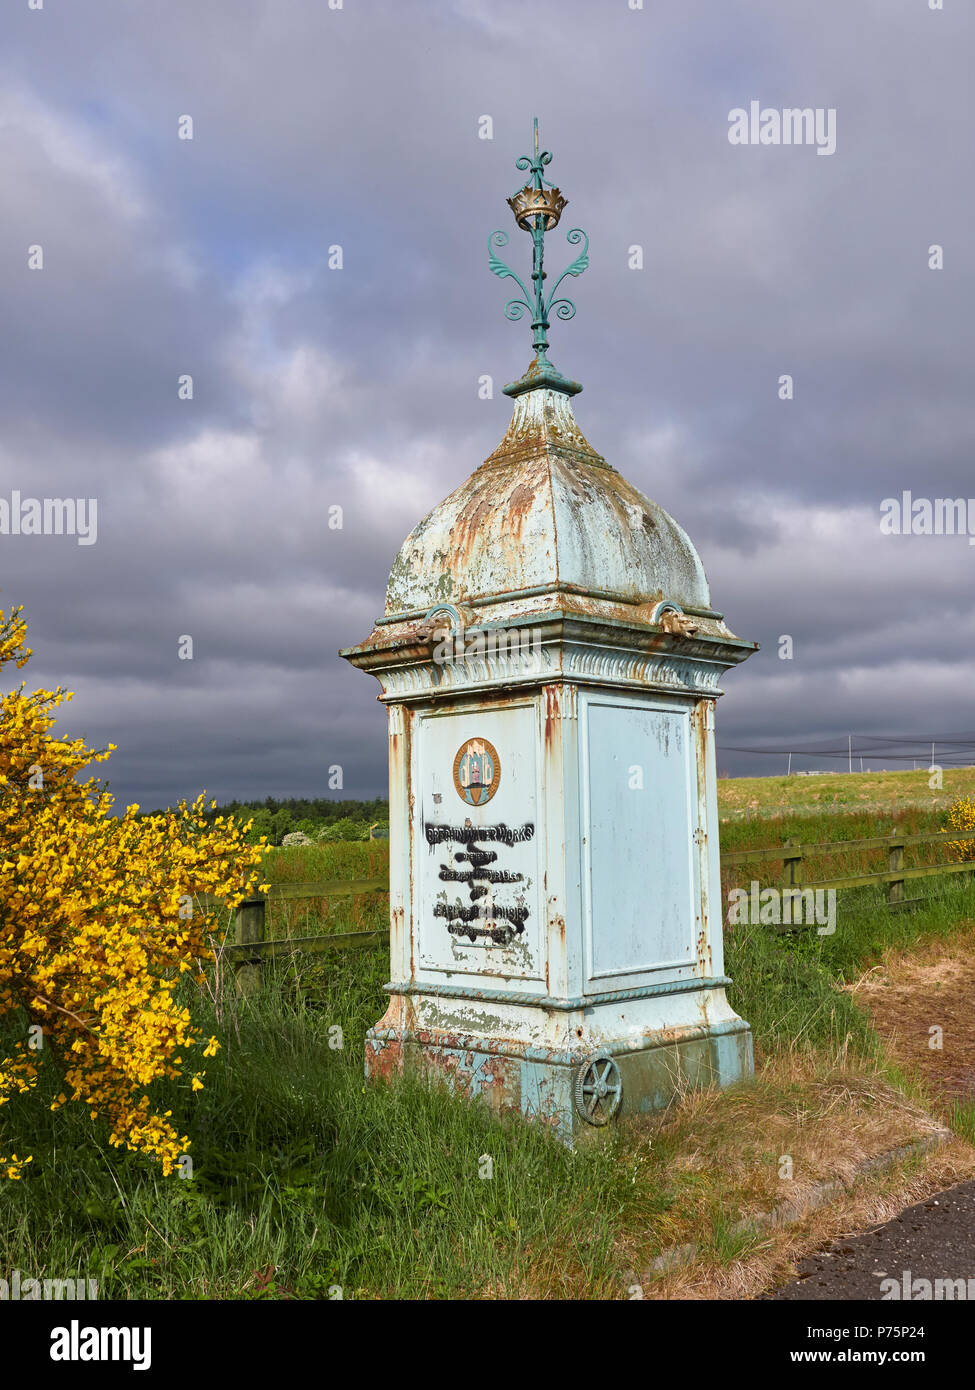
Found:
[584,699,697,980]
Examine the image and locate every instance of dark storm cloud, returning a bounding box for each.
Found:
[1,0,972,806]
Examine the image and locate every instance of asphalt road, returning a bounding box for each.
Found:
[767,1179,975,1300]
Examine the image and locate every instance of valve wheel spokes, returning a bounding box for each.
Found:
[575,1055,622,1125]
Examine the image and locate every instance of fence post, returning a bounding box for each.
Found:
[781,840,803,927]
[782,839,803,885]
[234,896,266,996]
[888,836,905,906]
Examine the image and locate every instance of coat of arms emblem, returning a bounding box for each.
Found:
[452,738,500,806]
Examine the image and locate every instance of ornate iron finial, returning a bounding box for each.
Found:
[489,118,589,397]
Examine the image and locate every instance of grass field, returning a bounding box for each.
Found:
[4,768,975,1299]
[718,764,975,821]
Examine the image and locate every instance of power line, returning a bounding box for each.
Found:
[718,739,975,767]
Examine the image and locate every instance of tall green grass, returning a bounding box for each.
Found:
[0,949,662,1299]
[5,816,973,1299]
[721,802,975,1059]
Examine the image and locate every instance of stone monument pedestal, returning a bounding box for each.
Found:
[342,378,756,1141]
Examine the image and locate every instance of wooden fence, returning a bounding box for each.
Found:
[216,829,975,991]
[722,829,975,913]
[218,877,389,996]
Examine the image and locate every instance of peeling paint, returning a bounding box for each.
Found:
[346,378,757,1140]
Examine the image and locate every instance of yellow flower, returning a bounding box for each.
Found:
[0,603,262,1178]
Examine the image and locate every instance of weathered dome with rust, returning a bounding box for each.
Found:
[384,375,711,624]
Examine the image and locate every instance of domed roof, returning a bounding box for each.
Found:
[385,375,710,622]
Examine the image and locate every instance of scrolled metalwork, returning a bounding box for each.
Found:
[543,229,589,318]
[488,229,532,312]
[515,148,552,177]
[487,121,588,368]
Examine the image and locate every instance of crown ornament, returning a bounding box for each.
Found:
[507,183,567,232]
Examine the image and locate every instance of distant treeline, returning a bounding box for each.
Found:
[199,797,390,847]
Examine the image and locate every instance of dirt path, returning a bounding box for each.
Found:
[767,935,975,1299]
[847,939,975,1106]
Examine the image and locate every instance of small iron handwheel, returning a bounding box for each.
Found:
[575,1055,622,1125]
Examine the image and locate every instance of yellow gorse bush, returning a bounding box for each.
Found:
[0,604,266,1178]
[945,793,975,864]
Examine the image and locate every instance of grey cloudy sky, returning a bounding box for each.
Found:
[2,0,972,809]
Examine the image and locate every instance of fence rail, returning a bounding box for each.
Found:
[262,876,389,901]
[722,828,970,865]
[212,828,975,991]
[209,877,390,995]
[723,828,975,914]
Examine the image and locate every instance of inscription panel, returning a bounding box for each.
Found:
[415,702,543,983]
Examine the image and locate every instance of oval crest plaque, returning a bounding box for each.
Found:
[452,737,500,806]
